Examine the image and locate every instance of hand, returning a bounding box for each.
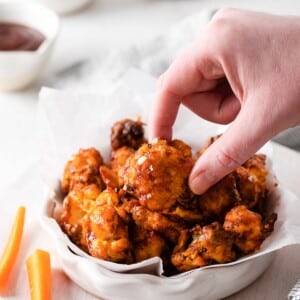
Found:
[149,8,300,194]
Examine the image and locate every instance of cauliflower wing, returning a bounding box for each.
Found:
[235,154,268,211]
[123,139,194,211]
[60,184,101,250]
[61,148,104,193]
[111,118,145,150]
[197,173,240,222]
[171,222,236,272]
[132,226,169,263]
[82,188,132,263]
[223,205,264,254]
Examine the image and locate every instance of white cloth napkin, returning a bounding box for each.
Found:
[289,279,300,300]
[53,9,214,93]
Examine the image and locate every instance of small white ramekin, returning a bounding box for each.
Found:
[0,1,60,91]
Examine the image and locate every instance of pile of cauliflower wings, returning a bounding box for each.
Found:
[59,118,277,275]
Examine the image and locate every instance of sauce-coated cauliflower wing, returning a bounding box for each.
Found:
[132,226,169,263]
[123,139,194,211]
[111,118,145,150]
[197,173,240,222]
[223,205,265,254]
[236,154,268,211]
[171,222,236,272]
[82,188,132,263]
[61,148,104,193]
[130,203,185,243]
[60,184,101,250]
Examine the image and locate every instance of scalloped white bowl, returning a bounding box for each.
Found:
[41,181,279,300]
[55,241,275,300]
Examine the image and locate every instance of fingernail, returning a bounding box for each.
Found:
[189,171,216,195]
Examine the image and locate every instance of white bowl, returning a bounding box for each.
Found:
[0,1,59,91]
[55,241,275,300]
[32,0,92,15]
[40,181,282,300]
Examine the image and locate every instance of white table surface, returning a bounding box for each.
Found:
[0,0,299,299]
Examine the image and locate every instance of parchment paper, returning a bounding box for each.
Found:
[38,68,300,277]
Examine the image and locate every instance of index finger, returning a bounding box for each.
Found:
[148,44,223,140]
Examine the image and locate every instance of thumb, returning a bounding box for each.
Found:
[189,104,273,194]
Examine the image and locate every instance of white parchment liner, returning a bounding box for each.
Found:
[38,69,300,300]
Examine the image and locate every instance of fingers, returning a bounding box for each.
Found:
[148,84,181,141]
[189,103,273,194]
[182,88,240,124]
[148,44,224,141]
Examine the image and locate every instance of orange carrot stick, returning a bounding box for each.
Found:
[26,249,51,300]
[0,206,26,294]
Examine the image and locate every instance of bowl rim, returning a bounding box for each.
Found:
[35,0,92,15]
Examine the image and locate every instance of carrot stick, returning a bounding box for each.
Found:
[0,206,26,294]
[26,249,51,300]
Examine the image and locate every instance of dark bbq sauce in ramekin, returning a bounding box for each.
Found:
[0,22,45,51]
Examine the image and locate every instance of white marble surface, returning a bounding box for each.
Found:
[0,0,300,299]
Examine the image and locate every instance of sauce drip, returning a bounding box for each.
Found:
[0,22,45,51]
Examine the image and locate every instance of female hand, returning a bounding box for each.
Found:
[149,8,300,194]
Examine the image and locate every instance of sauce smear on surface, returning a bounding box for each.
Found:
[0,22,45,51]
